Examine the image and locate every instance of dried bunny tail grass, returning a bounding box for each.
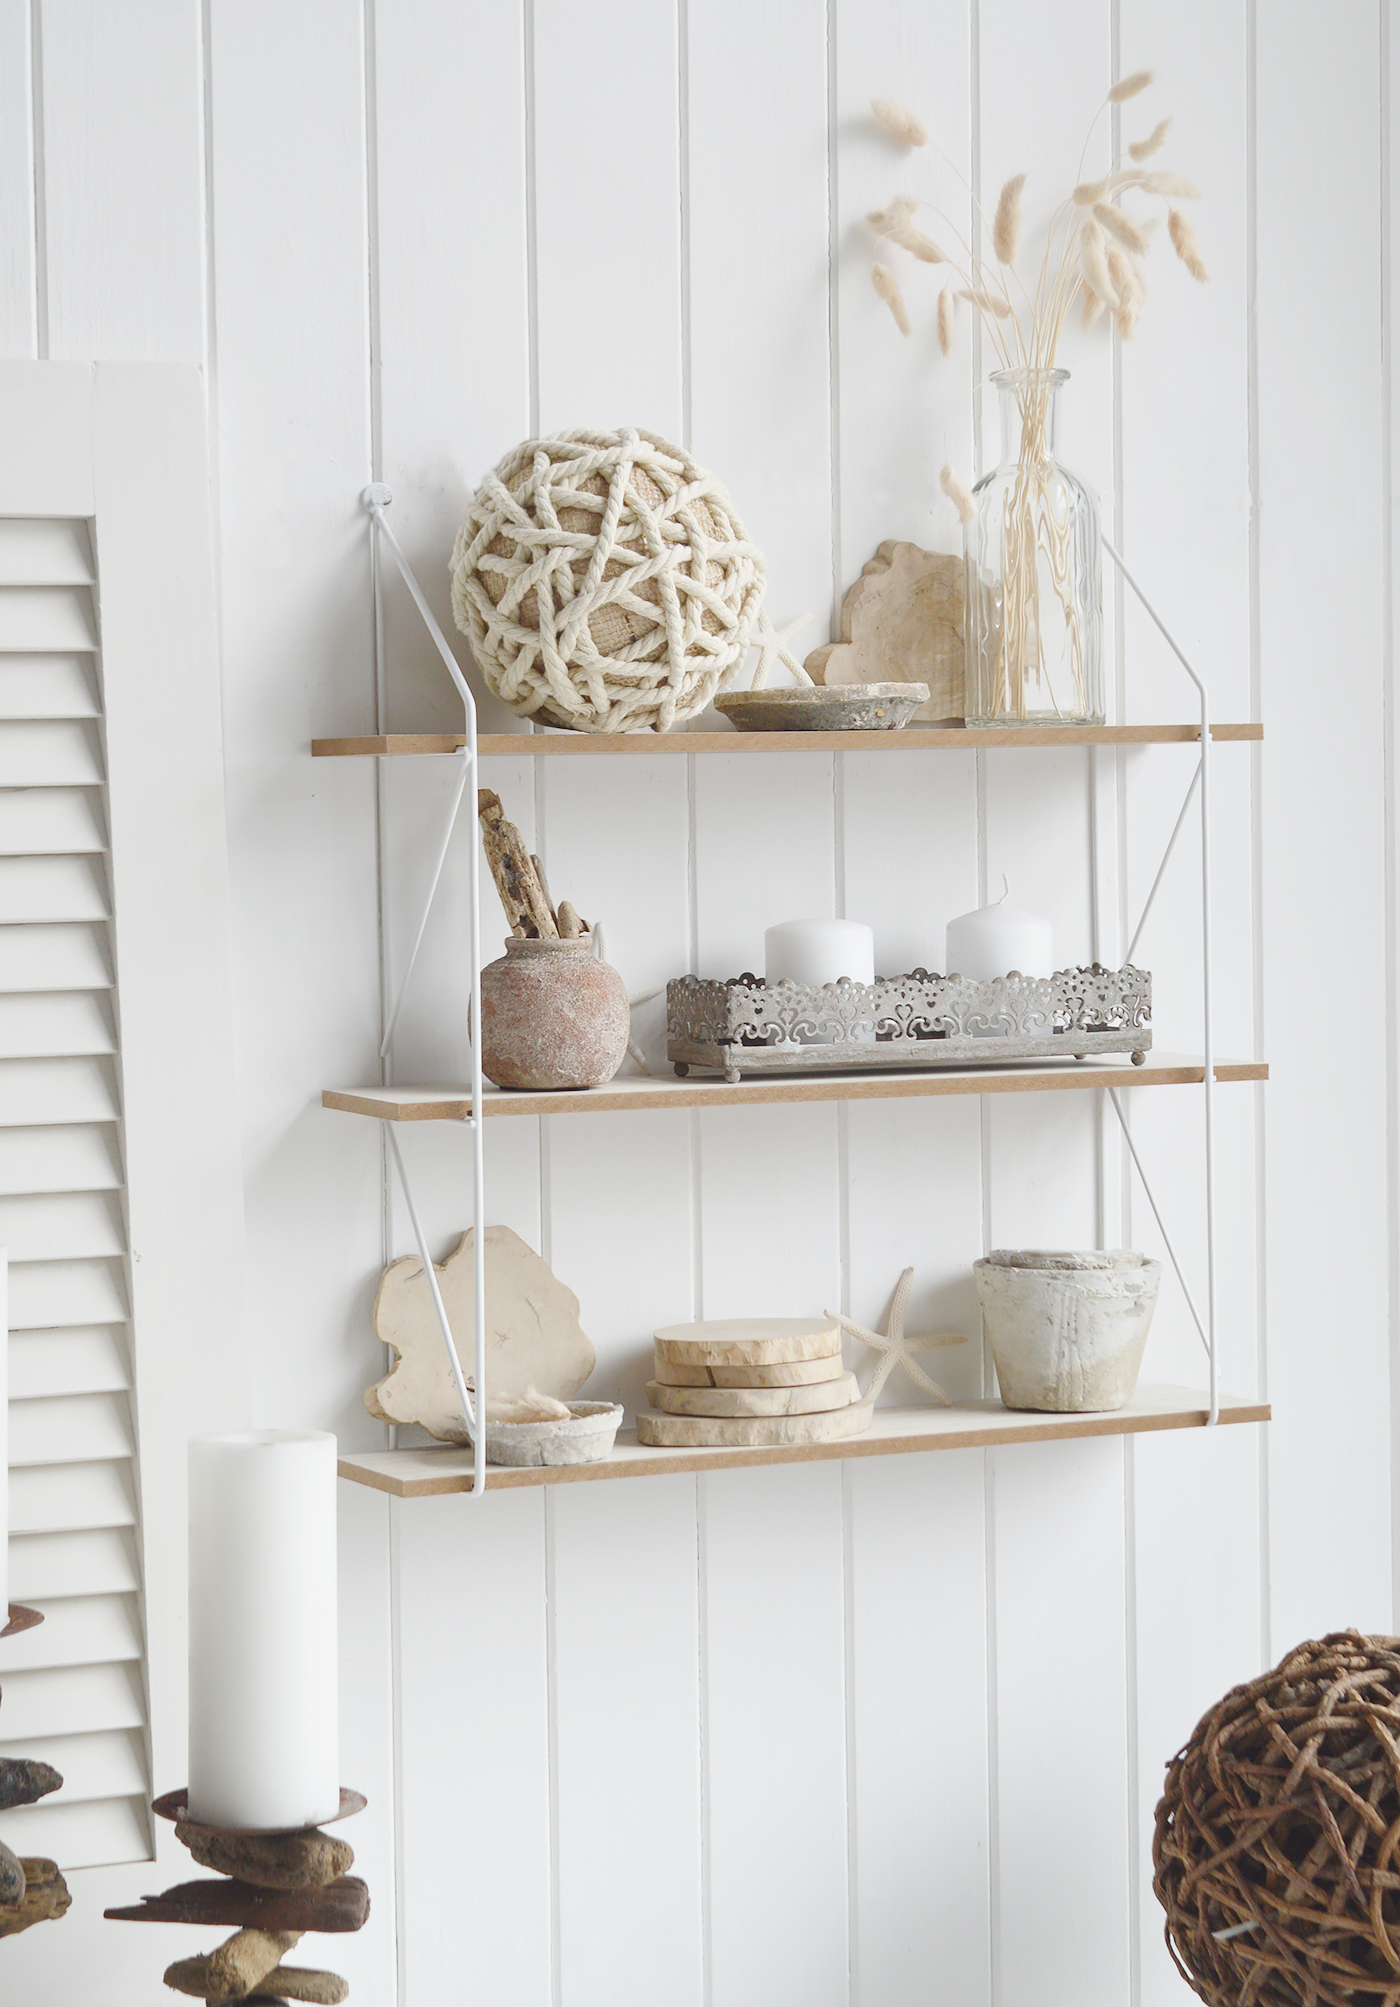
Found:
[1106,246,1144,335]
[992,173,1027,263]
[871,97,928,146]
[1140,171,1201,198]
[1108,68,1154,103]
[1093,202,1150,254]
[941,463,976,525]
[937,286,956,355]
[1074,178,1108,206]
[872,262,912,333]
[1082,289,1106,331]
[958,287,1013,319]
[1129,117,1172,162]
[1079,219,1120,311]
[886,220,948,262]
[867,194,919,236]
[1167,208,1209,281]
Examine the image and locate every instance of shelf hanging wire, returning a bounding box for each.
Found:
[364,486,488,1492]
[1101,535,1219,1427]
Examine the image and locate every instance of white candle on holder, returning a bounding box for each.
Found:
[765,919,875,989]
[945,879,1054,982]
[188,1431,339,1832]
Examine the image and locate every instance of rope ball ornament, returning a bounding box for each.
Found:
[450,428,803,735]
[1154,1632,1400,2007]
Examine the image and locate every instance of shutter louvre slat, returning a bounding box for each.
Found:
[0,787,105,854]
[0,1125,123,1196]
[0,1059,120,1126]
[0,1665,144,1742]
[0,1793,150,1870]
[0,991,115,1058]
[0,655,100,718]
[7,1528,140,1600]
[9,1459,136,1534]
[9,1392,134,1467]
[0,854,109,923]
[8,1327,131,1398]
[9,1256,129,1327]
[0,720,103,785]
[0,1192,126,1262]
[0,585,97,649]
[0,521,95,585]
[0,1594,141,1670]
[0,924,113,993]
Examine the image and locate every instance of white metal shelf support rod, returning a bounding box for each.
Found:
[363,485,488,1493]
[1126,758,1202,966]
[1106,1088,1210,1360]
[1103,534,1218,1426]
[379,750,471,1058]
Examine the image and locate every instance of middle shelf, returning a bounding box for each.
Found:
[323,1051,1267,1123]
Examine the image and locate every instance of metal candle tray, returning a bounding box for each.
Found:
[667,965,1152,1082]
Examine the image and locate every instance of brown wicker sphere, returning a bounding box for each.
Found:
[1154,1632,1400,2007]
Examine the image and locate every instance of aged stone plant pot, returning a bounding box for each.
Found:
[480,936,630,1091]
[974,1249,1161,1413]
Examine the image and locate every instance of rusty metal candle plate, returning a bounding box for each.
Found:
[152,1787,367,1838]
[2,1604,44,1639]
[667,964,1151,1083]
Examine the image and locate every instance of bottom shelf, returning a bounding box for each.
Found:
[338,1385,1269,1496]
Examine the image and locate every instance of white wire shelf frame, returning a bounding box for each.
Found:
[348,492,1251,1459]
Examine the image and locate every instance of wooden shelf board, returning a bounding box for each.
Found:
[337,1386,1269,1496]
[322,1052,1267,1123]
[312,723,1262,758]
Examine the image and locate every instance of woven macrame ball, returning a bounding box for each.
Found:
[449,427,766,734]
[1155,1632,1400,2006]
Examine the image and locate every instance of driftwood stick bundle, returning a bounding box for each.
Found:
[477,790,590,940]
[477,791,558,938]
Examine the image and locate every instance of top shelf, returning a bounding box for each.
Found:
[312,723,1263,758]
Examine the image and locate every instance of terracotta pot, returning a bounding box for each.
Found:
[480,936,630,1091]
[974,1249,1161,1413]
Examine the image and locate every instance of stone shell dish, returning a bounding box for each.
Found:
[974,1250,1162,1414]
[715,683,929,732]
[484,1399,624,1467]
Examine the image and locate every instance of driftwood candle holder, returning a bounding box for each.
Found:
[0,1604,70,1943]
[107,1787,370,2002]
[667,963,1152,1082]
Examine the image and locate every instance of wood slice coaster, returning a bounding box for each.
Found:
[653,1317,840,1367]
[646,1373,862,1419]
[637,1401,874,1449]
[153,1787,366,1836]
[653,1355,846,1388]
[2,1604,43,1639]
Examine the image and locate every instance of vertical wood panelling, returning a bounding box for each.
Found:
[0,0,36,358]
[13,7,1394,2004]
[703,1463,850,2007]
[1257,1,1391,1648]
[38,0,205,363]
[394,1491,552,2007]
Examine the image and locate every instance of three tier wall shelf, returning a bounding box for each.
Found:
[319,488,1269,1499]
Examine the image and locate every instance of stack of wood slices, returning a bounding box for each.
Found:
[639,1319,873,1447]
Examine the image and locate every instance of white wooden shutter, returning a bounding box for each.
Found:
[0,366,247,1873]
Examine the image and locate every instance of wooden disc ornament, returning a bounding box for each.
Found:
[450,429,767,734]
[1154,1631,1400,2005]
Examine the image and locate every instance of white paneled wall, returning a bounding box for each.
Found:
[0,5,1393,2005]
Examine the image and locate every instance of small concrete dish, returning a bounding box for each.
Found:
[715,683,930,732]
[483,1399,624,1467]
[974,1250,1162,1414]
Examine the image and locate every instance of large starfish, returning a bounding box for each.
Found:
[826,1267,967,1405]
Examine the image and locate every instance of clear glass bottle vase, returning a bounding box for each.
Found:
[964,368,1103,726]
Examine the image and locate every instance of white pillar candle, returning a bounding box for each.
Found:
[188,1431,339,1831]
[945,881,1054,982]
[764,919,875,988]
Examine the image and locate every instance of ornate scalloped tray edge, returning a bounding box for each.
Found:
[667,964,1152,1082]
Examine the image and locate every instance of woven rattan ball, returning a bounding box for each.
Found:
[1155,1632,1400,2006]
[450,427,766,735]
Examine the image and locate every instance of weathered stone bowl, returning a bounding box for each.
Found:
[484,1399,624,1467]
[715,683,929,732]
[974,1250,1162,1413]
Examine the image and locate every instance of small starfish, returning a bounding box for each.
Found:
[826,1268,967,1405]
[749,611,811,690]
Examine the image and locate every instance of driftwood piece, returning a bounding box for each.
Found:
[556,901,586,939]
[0,1839,25,1905]
[529,854,559,931]
[477,790,557,938]
[175,1823,353,1892]
[204,1926,302,2000]
[105,1875,370,1933]
[0,1755,63,1809]
[165,1955,347,2003]
[0,1859,70,1937]
[805,541,964,722]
